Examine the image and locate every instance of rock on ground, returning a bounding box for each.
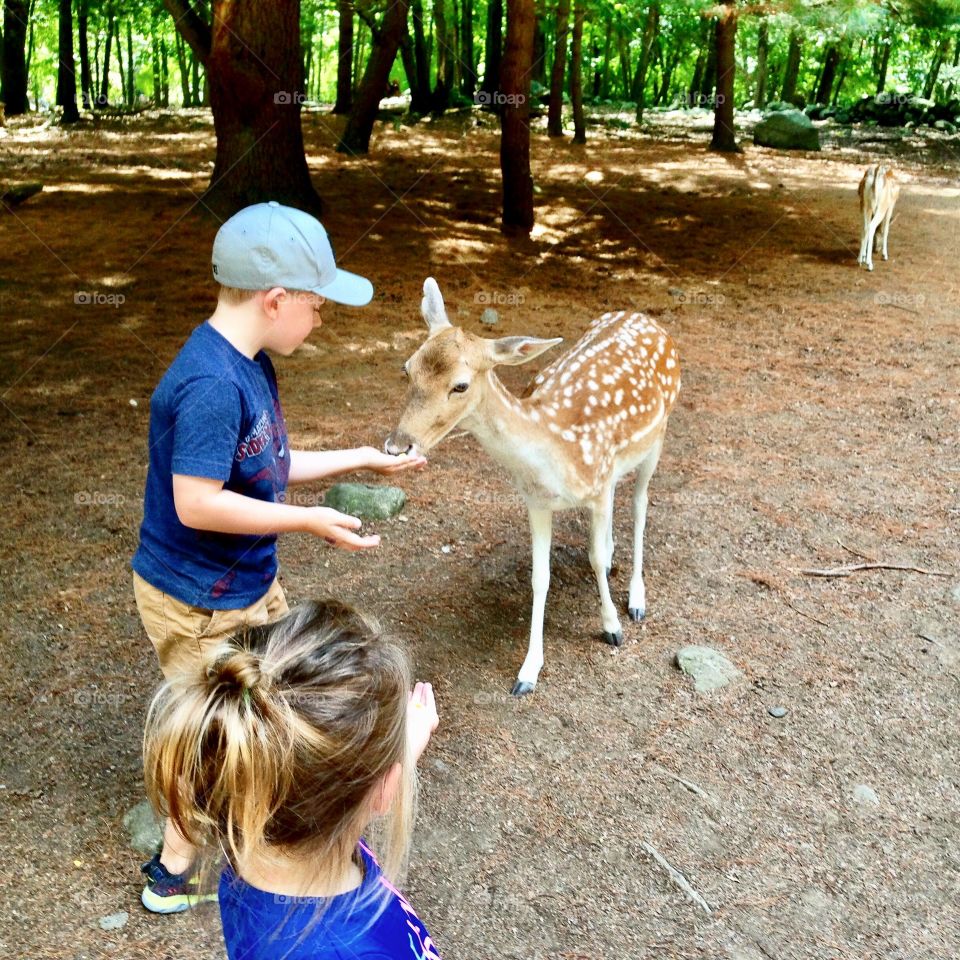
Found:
[754,109,821,151]
[324,483,406,520]
[675,645,743,692]
[123,799,163,855]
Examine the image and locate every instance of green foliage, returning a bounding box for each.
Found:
[12,0,960,115]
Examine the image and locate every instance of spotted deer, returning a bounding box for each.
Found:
[386,278,680,695]
[858,163,900,271]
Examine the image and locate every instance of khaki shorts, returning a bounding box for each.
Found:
[133,572,289,681]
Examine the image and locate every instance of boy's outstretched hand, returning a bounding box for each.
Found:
[305,507,381,550]
[407,681,439,763]
[362,447,427,475]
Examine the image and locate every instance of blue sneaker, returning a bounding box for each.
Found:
[140,853,218,914]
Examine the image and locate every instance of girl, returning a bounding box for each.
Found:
[142,599,442,959]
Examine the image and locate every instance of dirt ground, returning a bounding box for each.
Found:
[0,108,958,960]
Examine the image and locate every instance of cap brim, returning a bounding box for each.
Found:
[314,268,374,306]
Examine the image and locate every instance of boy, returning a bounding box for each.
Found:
[131,201,424,912]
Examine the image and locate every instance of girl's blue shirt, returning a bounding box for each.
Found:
[219,841,441,960]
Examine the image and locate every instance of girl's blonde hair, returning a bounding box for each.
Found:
[143,600,415,887]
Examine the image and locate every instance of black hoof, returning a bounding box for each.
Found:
[628,607,645,622]
[602,630,623,647]
[511,681,535,697]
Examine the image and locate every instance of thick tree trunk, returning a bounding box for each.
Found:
[709,1,738,152]
[338,0,411,154]
[500,0,535,234]
[570,0,585,144]
[781,28,802,103]
[56,0,80,122]
[814,42,840,105]
[101,12,114,106]
[432,0,454,112]
[547,0,570,136]
[2,0,29,115]
[333,0,354,113]
[480,0,503,98]
[755,17,769,108]
[633,1,659,122]
[460,0,476,97]
[205,0,321,216]
[77,0,93,109]
[160,35,169,105]
[410,0,432,112]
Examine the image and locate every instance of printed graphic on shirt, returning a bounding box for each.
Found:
[236,411,273,462]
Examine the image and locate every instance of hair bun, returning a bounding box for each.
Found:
[209,648,268,696]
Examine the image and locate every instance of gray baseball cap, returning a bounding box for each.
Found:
[211,201,373,306]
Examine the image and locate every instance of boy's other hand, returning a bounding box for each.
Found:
[407,681,439,763]
[362,447,427,475]
[306,507,380,550]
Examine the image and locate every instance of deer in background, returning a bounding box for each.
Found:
[386,278,680,695]
[858,163,900,271]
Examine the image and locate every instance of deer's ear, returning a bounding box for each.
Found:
[485,336,563,367]
[421,277,451,336]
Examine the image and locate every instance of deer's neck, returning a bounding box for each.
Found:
[462,372,574,506]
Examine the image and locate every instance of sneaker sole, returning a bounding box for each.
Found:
[141,884,218,915]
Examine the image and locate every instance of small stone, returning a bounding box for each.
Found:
[675,645,743,693]
[440,544,452,554]
[768,705,788,718]
[851,784,880,806]
[128,398,138,407]
[98,911,128,931]
[480,308,499,327]
[323,483,405,520]
[123,799,163,855]
[950,583,960,605]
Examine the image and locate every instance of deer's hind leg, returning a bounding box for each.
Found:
[589,490,622,646]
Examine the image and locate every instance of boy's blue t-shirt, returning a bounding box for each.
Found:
[132,321,290,610]
[219,841,441,960]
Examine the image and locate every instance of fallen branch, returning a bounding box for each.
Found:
[837,539,876,562]
[798,562,951,579]
[651,765,718,804]
[641,841,712,915]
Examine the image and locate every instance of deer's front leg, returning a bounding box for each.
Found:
[512,507,553,696]
[590,495,622,646]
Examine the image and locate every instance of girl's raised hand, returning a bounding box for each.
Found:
[407,682,439,763]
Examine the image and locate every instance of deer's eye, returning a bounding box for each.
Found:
[452,382,469,394]
[401,363,409,378]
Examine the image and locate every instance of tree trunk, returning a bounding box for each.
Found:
[151,14,162,104]
[616,17,631,97]
[432,0,454,112]
[547,0,570,136]
[814,42,840,105]
[160,34,169,105]
[126,19,135,106]
[780,27,802,103]
[333,0,354,113]
[205,0,321,216]
[709,0,738,152]
[174,31,191,105]
[480,0,502,98]
[570,0,585,144]
[2,0,29,114]
[101,12,114,106]
[532,15,546,85]
[113,18,126,105]
[500,0,535,234]
[77,0,93,109]
[656,43,679,105]
[876,36,891,94]
[56,0,80,122]
[755,17,769,108]
[596,17,613,97]
[460,0,476,97]
[338,0,411,154]
[923,36,950,100]
[411,0,432,111]
[633,1,659,122]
